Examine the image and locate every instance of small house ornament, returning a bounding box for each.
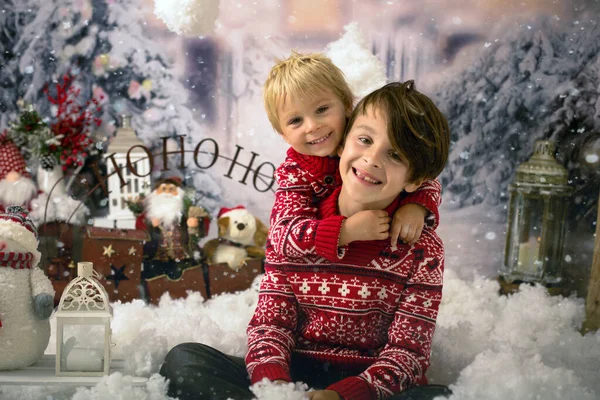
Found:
[55,262,113,377]
[501,140,572,287]
[94,115,151,229]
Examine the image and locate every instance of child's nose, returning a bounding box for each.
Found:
[363,150,382,168]
[305,117,318,133]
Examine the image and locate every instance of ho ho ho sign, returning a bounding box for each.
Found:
[89,135,277,197]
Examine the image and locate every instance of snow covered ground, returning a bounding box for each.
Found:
[1,205,599,400]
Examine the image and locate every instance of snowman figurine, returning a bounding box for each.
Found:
[0,205,55,370]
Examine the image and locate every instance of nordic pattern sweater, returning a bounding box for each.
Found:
[246,187,445,400]
[268,147,442,263]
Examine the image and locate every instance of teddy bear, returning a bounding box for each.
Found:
[203,206,268,270]
[0,205,55,370]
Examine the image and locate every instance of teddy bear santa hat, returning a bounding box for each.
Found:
[0,205,41,267]
[217,205,246,219]
[0,134,30,181]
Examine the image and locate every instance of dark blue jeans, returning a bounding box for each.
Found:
[159,343,451,400]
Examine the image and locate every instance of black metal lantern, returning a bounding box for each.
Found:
[501,140,573,286]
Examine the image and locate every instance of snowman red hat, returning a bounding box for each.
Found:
[0,205,40,265]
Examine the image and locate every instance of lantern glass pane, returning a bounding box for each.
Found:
[541,197,568,284]
[514,196,544,279]
[59,324,106,373]
[504,191,522,270]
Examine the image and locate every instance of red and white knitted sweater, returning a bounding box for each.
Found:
[268,148,442,262]
[246,187,445,400]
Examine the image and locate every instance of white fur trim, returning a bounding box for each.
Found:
[0,220,41,266]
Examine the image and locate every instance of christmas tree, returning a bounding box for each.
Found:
[434,13,600,226]
[0,0,222,213]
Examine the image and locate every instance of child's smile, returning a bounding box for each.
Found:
[307,131,332,145]
[352,167,382,185]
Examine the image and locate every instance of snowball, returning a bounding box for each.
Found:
[250,379,310,400]
[153,0,220,37]
[325,23,387,99]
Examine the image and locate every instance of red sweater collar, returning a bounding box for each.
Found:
[287,147,340,178]
[319,186,401,219]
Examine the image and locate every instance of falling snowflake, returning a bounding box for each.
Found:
[485,232,497,241]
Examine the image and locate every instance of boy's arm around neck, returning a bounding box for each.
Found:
[397,178,442,229]
[269,158,345,262]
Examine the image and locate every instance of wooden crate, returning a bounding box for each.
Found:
[208,259,264,297]
[145,264,208,305]
[81,227,149,303]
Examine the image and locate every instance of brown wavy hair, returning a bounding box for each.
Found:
[343,81,450,183]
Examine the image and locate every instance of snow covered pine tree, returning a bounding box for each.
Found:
[434,15,600,227]
[0,0,221,214]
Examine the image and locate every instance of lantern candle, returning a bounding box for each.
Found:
[517,237,541,276]
[66,347,104,372]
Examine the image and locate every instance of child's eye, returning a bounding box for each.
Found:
[288,117,302,126]
[358,137,372,145]
[389,151,402,162]
[316,106,329,114]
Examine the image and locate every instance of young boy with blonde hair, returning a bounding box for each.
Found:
[263,52,442,262]
[160,81,451,400]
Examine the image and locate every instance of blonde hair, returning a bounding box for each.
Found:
[263,51,354,133]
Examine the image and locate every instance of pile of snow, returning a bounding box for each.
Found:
[429,270,600,400]
[325,23,387,100]
[1,264,599,399]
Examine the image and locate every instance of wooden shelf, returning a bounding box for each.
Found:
[0,355,148,387]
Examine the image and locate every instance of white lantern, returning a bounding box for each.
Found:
[55,262,113,377]
[94,114,151,229]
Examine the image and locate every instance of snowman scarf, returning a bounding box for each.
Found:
[0,251,33,328]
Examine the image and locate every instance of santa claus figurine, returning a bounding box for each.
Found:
[136,174,208,282]
[0,135,38,213]
[0,205,55,370]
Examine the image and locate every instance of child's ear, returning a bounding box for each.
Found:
[405,179,424,193]
[336,144,344,157]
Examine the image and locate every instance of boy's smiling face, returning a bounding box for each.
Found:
[277,89,349,157]
[338,106,422,213]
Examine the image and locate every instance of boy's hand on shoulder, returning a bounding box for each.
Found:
[339,210,390,245]
[308,390,342,400]
[391,203,427,247]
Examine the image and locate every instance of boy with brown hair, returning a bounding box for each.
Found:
[263,52,442,261]
[160,81,451,400]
